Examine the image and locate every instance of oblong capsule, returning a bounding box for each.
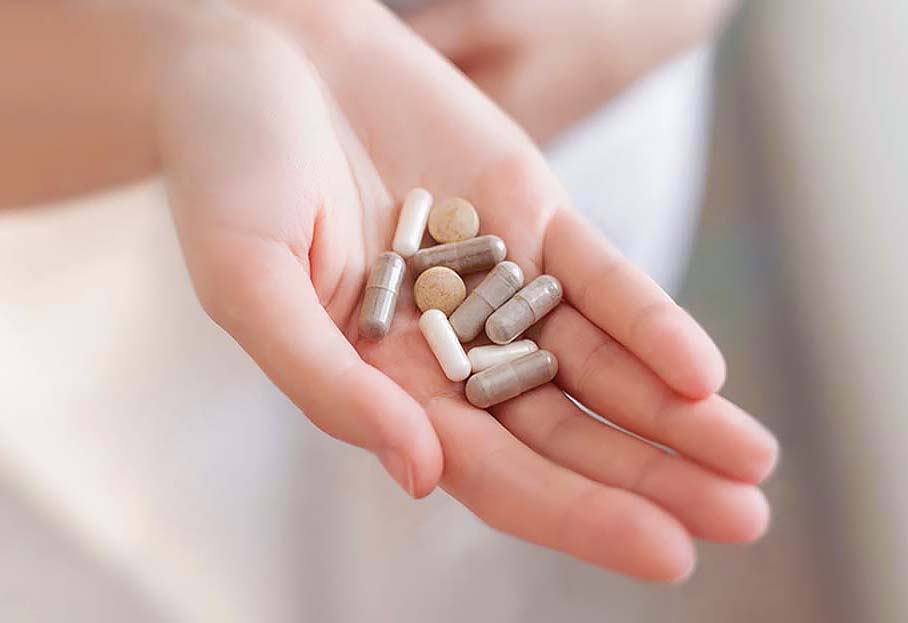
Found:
[408,235,506,276]
[419,309,471,381]
[449,261,524,342]
[465,350,558,408]
[392,188,432,258]
[359,252,406,340]
[467,340,538,373]
[485,275,562,345]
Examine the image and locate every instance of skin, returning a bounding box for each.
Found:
[0,1,776,582]
[407,0,737,144]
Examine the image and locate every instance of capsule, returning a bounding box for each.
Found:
[419,309,471,382]
[392,188,432,258]
[465,350,558,408]
[485,275,562,345]
[467,340,538,373]
[408,235,506,276]
[359,252,406,340]
[449,261,523,342]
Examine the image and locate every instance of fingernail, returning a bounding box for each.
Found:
[379,450,415,498]
[673,556,697,584]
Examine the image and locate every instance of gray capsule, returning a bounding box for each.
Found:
[485,275,562,345]
[465,350,558,408]
[449,261,524,342]
[359,252,406,340]
[408,235,506,276]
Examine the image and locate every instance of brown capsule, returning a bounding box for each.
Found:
[408,235,506,276]
[449,261,524,342]
[465,350,558,408]
[359,252,406,340]
[485,275,562,345]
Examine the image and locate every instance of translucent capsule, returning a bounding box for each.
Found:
[359,252,406,340]
[449,261,524,342]
[392,188,432,258]
[467,340,538,373]
[419,309,471,382]
[408,235,506,277]
[485,275,562,345]
[465,350,558,408]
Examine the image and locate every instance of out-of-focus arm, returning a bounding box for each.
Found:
[0,3,174,206]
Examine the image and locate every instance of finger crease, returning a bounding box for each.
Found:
[575,336,620,399]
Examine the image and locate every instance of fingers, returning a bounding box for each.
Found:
[544,208,726,399]
[494,386,771,543]
[428,397,696,582]
[405,0,497,61]
[530,305,778,484]
[155,13,443,496]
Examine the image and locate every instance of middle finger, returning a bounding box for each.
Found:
[493,385,770,543]
[529,304,779,484]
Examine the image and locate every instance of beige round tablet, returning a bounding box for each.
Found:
[414,266,467,316]
[428,197,480,243]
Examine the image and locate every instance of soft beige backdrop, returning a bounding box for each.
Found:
[681,1,908,621]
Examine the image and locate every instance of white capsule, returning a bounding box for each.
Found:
[467,340,539,373]
[392,188,433,258]
[419,309,471,382]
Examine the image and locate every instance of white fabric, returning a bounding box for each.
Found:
[0,46,713,622]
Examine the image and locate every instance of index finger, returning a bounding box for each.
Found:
[544,208,726,399]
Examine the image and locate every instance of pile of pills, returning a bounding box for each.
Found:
[359,188,562,409]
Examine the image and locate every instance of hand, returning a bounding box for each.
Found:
[2,1,777,582]
[164,1,777,581]
[407,0,736,143]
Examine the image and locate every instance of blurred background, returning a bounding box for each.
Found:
[1,0,906,621]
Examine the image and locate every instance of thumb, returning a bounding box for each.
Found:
[154,11,442,497]
[199,240,443,499]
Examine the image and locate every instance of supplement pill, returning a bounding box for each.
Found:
[485,275,562,345]
[359,252,406,340]
[449,261,524,342]
[414,266,467,316]
[428,197,480,243]
[419,309,471,382]
[468,340,539,373]
[409,235,506,276]
[465,350,559,408]
[392,188,432,258]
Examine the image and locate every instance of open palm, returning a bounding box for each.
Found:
[159,5,777,581]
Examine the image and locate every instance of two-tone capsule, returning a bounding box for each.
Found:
[465,350,558,408]
[408,235,506,277]
[485,275,562,345]
[449,261,524,342]
[359,252,406,340]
